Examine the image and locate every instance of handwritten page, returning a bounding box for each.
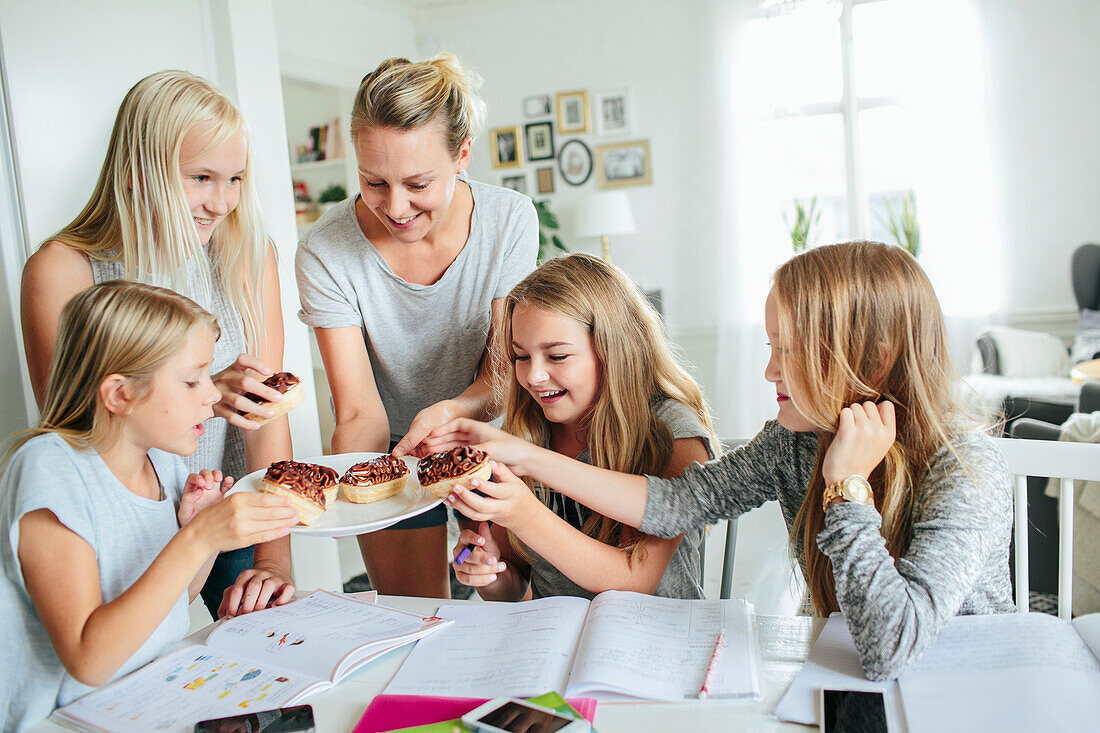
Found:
[384,595,591,697]
[774,615,907,732]
[208,590,446,682]
[566,591,759,701]
[897,613,1100,732]
[54,645,316,733]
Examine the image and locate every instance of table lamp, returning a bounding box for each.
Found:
[574,191,636,263]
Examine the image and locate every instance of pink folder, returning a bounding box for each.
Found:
[352,694,598,733]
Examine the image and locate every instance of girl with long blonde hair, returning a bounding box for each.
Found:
[0,281,296,731]
[21,70,294,618]
[421,254,718,600]
[430,242,1013,679]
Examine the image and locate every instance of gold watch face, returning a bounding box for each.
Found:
[842,477,872,503]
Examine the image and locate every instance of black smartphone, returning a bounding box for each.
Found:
[194,704,315,733]
[820,689,888,733]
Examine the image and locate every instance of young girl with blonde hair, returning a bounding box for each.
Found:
[0,281,297,731]
[21,70,294,618]
[296,53,537,597]
[417,254,718,600]
[433,242,1013,678]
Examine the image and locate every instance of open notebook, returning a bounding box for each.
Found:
[53,591,451,733]
[385,590,760,702]
[777,611,1100,733]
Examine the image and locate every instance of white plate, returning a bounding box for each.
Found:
[229,452,441,537]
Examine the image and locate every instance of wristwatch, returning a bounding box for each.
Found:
[823,475,873,511]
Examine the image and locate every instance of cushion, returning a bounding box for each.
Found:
[976,325,1069,378]
[1070,308,1100,365]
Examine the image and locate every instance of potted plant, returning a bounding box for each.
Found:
[318,183,348,214]
[878,190,920,257]
[534,199,568,263]
[784,197,821,252]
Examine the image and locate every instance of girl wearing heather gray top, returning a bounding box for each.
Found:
[418,255,718,603]
[431,242,1013,681]
[296,54,537,597]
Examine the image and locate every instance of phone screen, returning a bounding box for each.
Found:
[821,690,888,733]
[474,701,573,732]
[194,704,314,733]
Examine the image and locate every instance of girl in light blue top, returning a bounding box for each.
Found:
[0,281,297,732]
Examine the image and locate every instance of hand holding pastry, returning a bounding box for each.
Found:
[211,353,281,429]
[418,418,539,476]
[183,491,298,555]
[444,460,539,529]
[451,522,507,588]
[259,460,337,525]
[178,469,233,528]
[822,400,897,485]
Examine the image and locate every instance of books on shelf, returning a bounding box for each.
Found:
[777,611,1100,733]
[52,591,451,733]
[384,590,761,702]
[296,117,343,164]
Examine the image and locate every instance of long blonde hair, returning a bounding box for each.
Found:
[498,254,718,561]
[777,242,975,614]
[3,280,219,462]
[48,70,267,352]
[351,53,486,155]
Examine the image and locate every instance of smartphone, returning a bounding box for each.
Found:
[194,704,315,733]
[461,697,589,733]
[819,689,888,733]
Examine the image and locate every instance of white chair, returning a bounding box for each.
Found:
[991,437,1100,619]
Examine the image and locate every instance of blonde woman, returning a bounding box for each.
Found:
[296,54,537,597]
[432,242,1013,680]
[20,70,293,618]
[0,281,296,731]
[417,254,717,601]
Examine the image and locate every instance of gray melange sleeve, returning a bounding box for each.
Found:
[818,431,1014,680]
[640,421,792,537]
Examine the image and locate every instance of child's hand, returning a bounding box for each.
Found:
[823,400,897,486]
[185,492,298,555]
[444,461,539,528]
[451,521,507,588]
[420,419,537,476]
[178,470,233,528]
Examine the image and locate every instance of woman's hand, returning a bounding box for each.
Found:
[211,353,283,430]
[418,418,538,475]
[391,399,462,457]
[451,521,508,588]
[184,492,298,556]
[218,566,296,619]
[444,460,540,528]
[822,400,897,485]
[178,470,233,528]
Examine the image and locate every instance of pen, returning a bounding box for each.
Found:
[697,628,727,700]
[454,483,493,565]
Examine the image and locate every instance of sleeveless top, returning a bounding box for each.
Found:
[88,252,248,480]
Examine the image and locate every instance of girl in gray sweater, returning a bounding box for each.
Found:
[428,242,1014,681]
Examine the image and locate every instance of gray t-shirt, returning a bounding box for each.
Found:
[0,433,191,731]
[527,399,716,601]
[295,179,539,443]
[641,420,1014,680]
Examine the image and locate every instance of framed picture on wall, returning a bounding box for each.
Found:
[501,173,528,195]
[595,139,651,189]
[557,139,593,186]
[490,126,523,168]
[524,94,552,117]
[536,167,555,194]
[594,88,632,136]
[524,121,554,161]
[556,90,590,134]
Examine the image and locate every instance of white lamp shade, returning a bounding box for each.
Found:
[574,191,636,238]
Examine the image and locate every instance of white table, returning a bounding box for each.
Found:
[32,596,821,733]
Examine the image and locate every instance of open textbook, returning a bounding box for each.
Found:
[777,611,1100,733]
[53,591,451,733]
[385,590,760,702]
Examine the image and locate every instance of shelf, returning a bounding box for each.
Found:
[290,157,346,173]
